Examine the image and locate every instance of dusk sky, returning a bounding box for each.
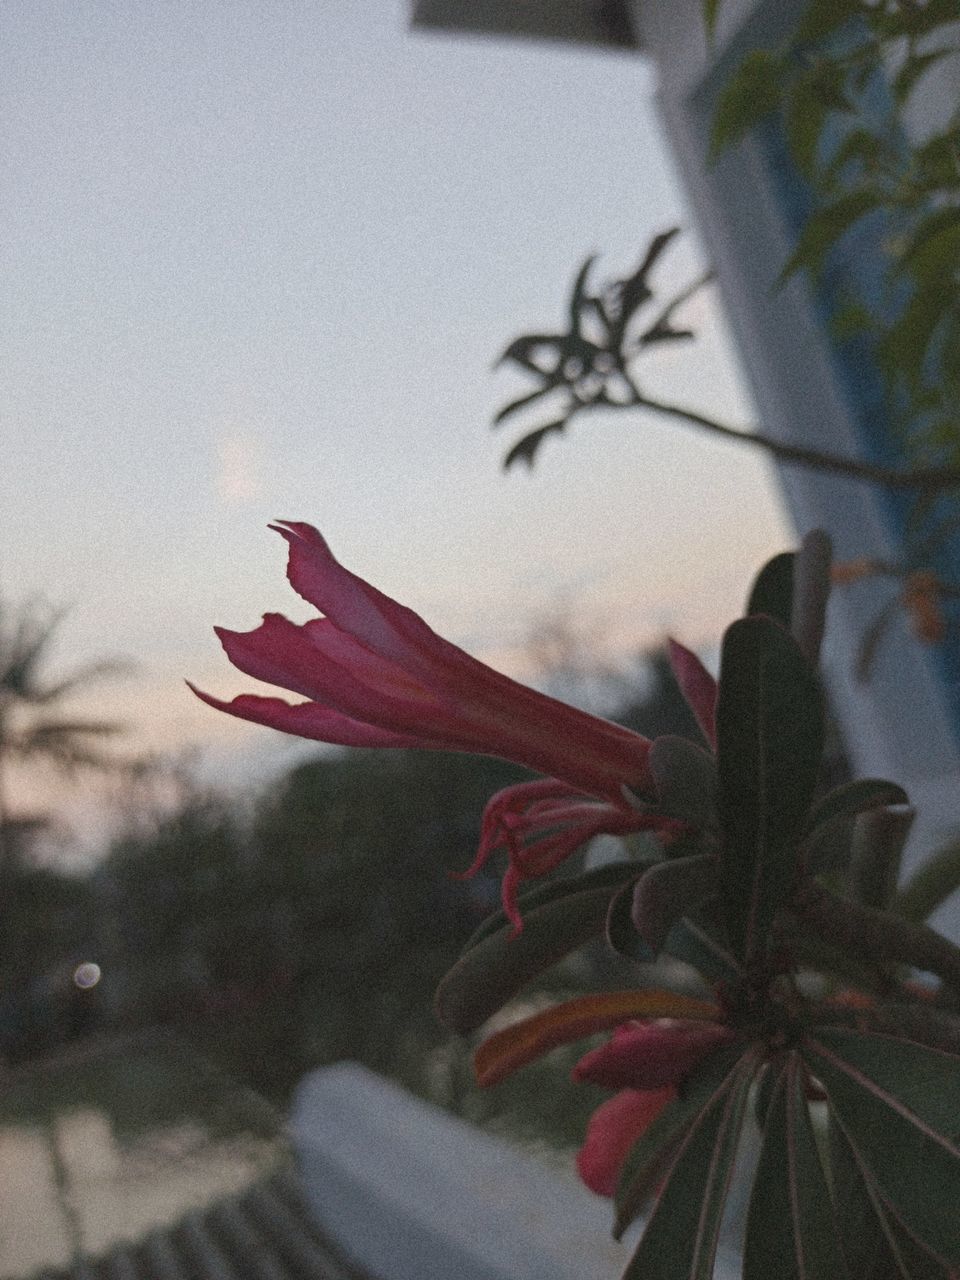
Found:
[2,2,792,849]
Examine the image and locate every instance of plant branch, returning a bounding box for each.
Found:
[792,882,960,995]
[628,392,960,492]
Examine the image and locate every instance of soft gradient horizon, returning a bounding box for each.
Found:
[2,1,792,858]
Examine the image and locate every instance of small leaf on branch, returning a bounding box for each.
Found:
[746,551,794,626]
[649,732,717,822]
[503,420,569,471]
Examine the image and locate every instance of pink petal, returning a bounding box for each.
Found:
[573,1020,734,1090]
[667,639,717,748]
[576,1087,676,1197]
[273,523,655,799]
[186,684,452,750]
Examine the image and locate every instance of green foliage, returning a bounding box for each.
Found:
[437,535,960,1277]
[711,1,960,464]
[493,231,712,470]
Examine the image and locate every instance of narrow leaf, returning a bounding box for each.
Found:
[492,386,554,426]
[893,837,960,923]
[848,805,915,911]
[803,1029,960,1260]
[503,419,569,471]
[473,989,720,1088]
[802,780,910,875]
[716,617,824,962]
[663,910,743,986]
[622,1054,754,1279]
[744,1054,850,1279]
[790,528,832,665]
[746,551,794,626]
[615,1043,748,1237]
[666,641,717,747]
[459,859,648,954]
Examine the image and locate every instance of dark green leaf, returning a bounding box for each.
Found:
[615,1043,748,1238]
[893,838,960,924]
[649,734,717,825]
[503,419,569,471]
[791,528,832,664]
[716,617,824,962]
[569,255,597,334]
[744,1054,850,1279]
[632,853,718,955]
[848,806,915,911]
[803,1028,960,1261]
[793,0,864,46]
[702,0,721,41]
[746,551,794,626]
[710,51,782,159]
[829,1113,890,1279]
[607,877,654,961]
[621,1054,754,1278]
[805,779,910,839]
[803,781,910,877]
[436,870,646,1032]
[663,909,743,986]
[786,78,828,180]
[461,859,650,954]
[780,188,884,281]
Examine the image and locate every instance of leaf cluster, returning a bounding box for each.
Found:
[436,532,960,1278]
[493,230,712,470]
[711,0,960,465]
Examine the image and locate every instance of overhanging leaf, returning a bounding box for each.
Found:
[436,864,648,1033]
[847,805,915,911]
[803,1028,960,1261]
[649,733,717,824]
[802,780,910,875]
[716,616,824,962]
[473,988,720,1088]
[621,1053,755,1279]
[632,854,718,956]
[744,1054,850,1279]
[893,837,960,924]
[459,860,650,955]
[710,50,782,159]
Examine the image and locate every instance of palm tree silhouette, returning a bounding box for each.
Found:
[0,595,130,882]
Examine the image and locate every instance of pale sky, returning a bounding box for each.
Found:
[2,2,792,846]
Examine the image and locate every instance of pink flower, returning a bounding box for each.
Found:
[576,1086,676,1197]
[573,1018,734,1198]
[572,1019,735,1090]
[192,523,679,917]
[192,522,654,799]
[462,780,687,930]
